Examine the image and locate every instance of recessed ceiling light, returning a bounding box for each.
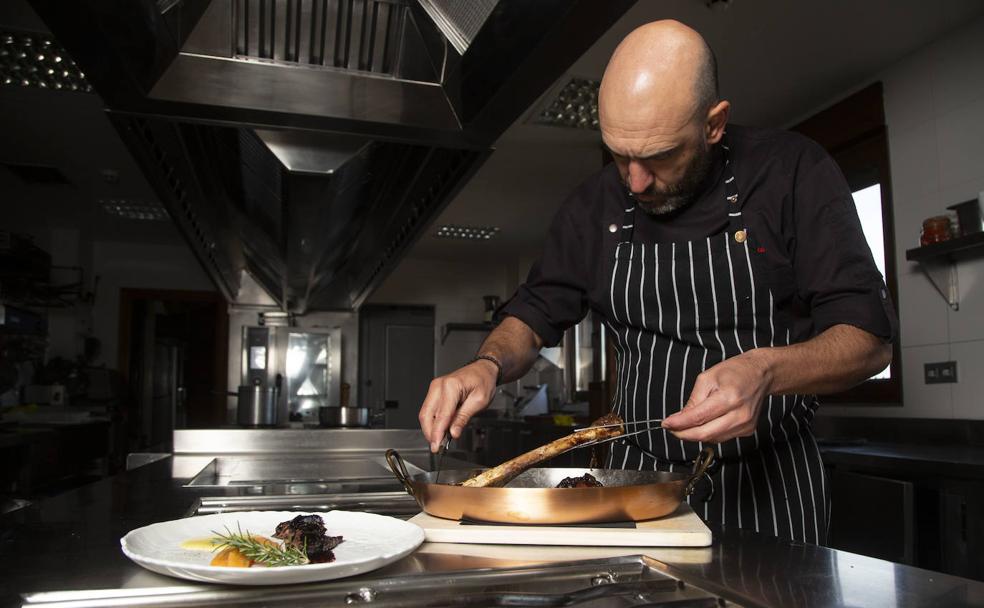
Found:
[533,77,599,130]
[100,198,170,221]
[434,224,500,240]
[0,29,92,93]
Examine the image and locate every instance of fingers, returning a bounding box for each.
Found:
[418,363,496,451]
[680,371,716,411]
[662,360,765,443]
[430,382,465,448]
[418,379,449,452]
[670,410,746,444]
[666,393,759,443]
[662,386,729,432]
[450,389,487,439]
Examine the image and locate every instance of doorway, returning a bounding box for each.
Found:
[118,289,228,450]
[358,305,435,429]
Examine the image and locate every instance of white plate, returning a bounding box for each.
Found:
[120,510,424,585]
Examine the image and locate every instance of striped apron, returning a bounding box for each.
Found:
[605,143,830,544]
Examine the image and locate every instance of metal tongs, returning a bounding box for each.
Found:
[434,432,452,484]
[562,418,665,454]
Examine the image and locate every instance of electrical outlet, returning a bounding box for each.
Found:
[924,361,958,384]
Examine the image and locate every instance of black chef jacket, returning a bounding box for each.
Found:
[501,124,898,348]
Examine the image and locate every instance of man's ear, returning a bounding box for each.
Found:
[705,100,730,145]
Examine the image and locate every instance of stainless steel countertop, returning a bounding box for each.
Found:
[820,441,984,478]
[2,455,983,607]
[172,428,432,455]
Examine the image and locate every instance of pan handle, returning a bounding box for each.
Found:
[684,447,715,496]
[385,449,416,498]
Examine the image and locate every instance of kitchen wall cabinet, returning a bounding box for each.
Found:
[828,470,914,564]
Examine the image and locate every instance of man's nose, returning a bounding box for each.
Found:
[627,160,654,194]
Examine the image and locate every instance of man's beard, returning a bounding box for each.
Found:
[631,141,714,216]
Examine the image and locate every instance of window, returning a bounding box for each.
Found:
[852,183,890,380]
[573,313,596,392]
[853,184,887,280]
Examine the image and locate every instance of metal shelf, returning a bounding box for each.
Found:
[441,322,493,345]
[905,232,984,311]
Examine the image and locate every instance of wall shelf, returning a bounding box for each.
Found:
[905,232,984,262]
[905,232,984,311]
[441,322,493,345]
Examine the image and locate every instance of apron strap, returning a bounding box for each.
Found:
[721,141,745,240]
[618,201,636,244]
[620,137,741,245]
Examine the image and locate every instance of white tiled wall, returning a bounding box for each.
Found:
[951,340,984,419]
[822,15,984,419]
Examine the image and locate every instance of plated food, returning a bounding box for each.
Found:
[209,532,294,567]
[180,514,344,568]
[121,510,424,585]
[274,514,344,563]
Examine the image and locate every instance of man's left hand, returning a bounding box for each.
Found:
[660,351,774,443]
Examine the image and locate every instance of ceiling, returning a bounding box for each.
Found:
[3,0,984,289]
[2,0,638,313]
[0,85,185,246]
[0,0,182,246]
[410,0,984,264]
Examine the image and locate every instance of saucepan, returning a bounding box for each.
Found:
[318,406,370,428]
[385,447,714,524]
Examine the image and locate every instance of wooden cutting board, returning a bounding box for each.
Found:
[408,503,712,547]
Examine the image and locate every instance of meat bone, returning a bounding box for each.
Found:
[461,412,626,488]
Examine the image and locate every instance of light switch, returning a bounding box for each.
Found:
[924,361,958,384]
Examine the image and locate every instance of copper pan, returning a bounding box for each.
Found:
[385,448,714,525]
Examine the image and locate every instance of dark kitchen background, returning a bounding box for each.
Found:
[1,0,983,585]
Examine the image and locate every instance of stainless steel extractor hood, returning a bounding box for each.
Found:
[26,0,635,311]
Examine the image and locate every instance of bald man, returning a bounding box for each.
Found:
[418,21,896,544]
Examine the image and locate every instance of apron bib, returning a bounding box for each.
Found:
[604,141,830,544]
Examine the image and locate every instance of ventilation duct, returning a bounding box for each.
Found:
[27,0,636,311]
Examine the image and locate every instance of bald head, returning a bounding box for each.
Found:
[600,20,717,140]
[598,20,727,215]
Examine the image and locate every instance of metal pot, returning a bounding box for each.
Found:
[386,448,714,524]
[236,384,280,427]
[319,406,370,428]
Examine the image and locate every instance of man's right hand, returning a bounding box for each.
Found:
[418,358,499,452]
[419,316,544,452]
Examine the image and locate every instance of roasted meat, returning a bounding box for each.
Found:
[304,534,344,564]
[556,473,604,488]
[274,514,325,542]
[273,514,344,564]
[462,413,624,488]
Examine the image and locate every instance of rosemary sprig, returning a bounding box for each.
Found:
[211,524,309,567]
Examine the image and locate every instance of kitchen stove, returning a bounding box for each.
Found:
[188,492,419,519]
[184,455,411,493]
